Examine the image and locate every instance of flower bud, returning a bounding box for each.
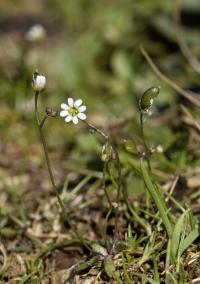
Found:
[46,107,58,117]
[139,86,160,113]
[32,71,46,92]
[101,142,113,162]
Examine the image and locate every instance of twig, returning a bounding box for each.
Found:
[139,45,200,108]
[180,104,200,133]
[174,0,200,74]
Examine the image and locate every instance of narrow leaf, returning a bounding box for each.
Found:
[171,210,188,260]
[140,159,173,238]
[104,258,116,278]
[180,226,200,255]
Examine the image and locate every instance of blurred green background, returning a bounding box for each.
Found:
[0,0,199,174]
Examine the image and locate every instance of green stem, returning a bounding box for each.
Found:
[35,92,64,211]
[140,112,151,212]
[114,149,122,239]
[102,162,113,209]
[140,112,151,171]
[84,120,108,140]
[34,92,90,251]
[84,120,121,241]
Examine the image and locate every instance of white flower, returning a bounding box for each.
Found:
[25,24,46,42]
[60,98,87,124]
[32,73,46,92]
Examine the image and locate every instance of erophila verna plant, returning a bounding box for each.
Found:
[32,71,199,282]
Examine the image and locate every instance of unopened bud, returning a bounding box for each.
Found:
[139,86,160,113]
[32,71,46,92]
[46,107,58,117]
[101,142,113,162]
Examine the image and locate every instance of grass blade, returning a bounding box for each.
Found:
[179,226,200,255]
[140,159,173,238]
[171,210,188,260]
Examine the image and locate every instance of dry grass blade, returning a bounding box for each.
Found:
[180,104,200,133]
[0,242,7,274]
[174,0,200,74]
[140,45,200,108]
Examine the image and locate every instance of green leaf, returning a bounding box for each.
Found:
[91,242,108,256]
[140,159,173,238]
[104,258,116,278]
[74,256,99,274]
[179,226,200,256]
[171,210,188,260]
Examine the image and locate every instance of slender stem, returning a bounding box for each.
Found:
[114,149,122,239]
[40,115,48,128]
[103,208,112,244]
[84,121,112,208]
[140,112,151,212]
[140,112,151,172]
[35,92,64,211]
[84,120,121,240]
[140,112,148,151]
[102,162,113,208]
[34,92,90,250]
[83,121,108,140]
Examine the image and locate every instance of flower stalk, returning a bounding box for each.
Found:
[33,81,89,250]
[140,112,151,171]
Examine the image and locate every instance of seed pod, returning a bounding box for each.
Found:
[139,86,160,112]
[123,139,137,154]
[46,107,58,117]
[101,142,113,162]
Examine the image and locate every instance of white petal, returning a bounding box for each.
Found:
[65,115,72,122]
[77,113,86,120]
[78,105,86,112]
[32,75,46,92]
[68,98,74,107]
[61,103,69,110]
[74,99,82,108]
[72,116,79,124]
[60,110,68,117]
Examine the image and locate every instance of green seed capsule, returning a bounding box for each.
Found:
[101,142,113,162]
[139,86,160,112]
[123,139,137,154]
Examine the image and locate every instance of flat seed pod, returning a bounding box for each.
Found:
[139,86,160,112]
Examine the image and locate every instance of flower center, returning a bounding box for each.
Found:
[69,107,78,117]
